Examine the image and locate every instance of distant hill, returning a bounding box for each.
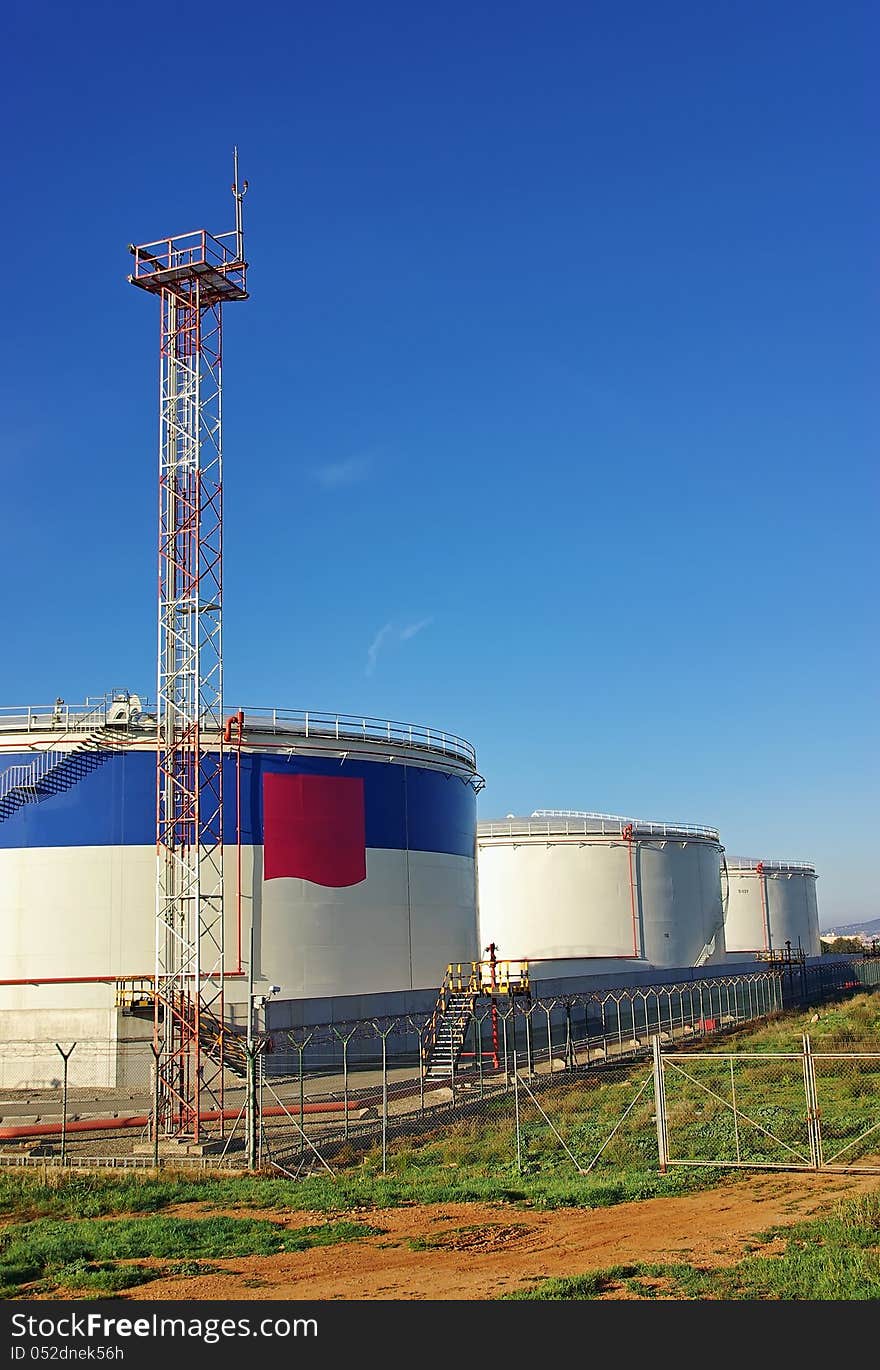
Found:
[820,917,880,938]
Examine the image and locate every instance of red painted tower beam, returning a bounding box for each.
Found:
[128,155,249,1138]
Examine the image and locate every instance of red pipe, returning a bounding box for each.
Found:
[623,824,640,958]
[0,976,149,987]
[757,861,770,952]
[485,942,500,1070]
[0,974,246,987]
[223,709,246,975]
[0,1099,364,1142]
[2,1115,150,1139]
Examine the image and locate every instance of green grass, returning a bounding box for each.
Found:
[717,991,880,1053]
[502,1193,880,1301]
[657,991,880,1166]
[0,988,874,1239]
[0,1163,720,1220]
[0,1215,379,1298]
[505,1266,641,1299]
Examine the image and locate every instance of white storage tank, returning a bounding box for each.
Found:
[723,857,821,958]
[0,693,481,1082]
[476,809,726,983]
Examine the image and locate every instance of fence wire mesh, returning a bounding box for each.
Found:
[811,1051,880,1170]
[659,1052,814,1168]
[0,958,876,1174]
[656,1043,880,1173]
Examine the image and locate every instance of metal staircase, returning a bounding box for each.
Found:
[0,721,133,822]
[422,958,531,1082]
[693,910,728,968]
[116,979,249,1080]
[197,1000,249,1079]
[423,990,476,1082]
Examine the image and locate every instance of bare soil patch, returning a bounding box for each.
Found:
[111,1171,880,1301]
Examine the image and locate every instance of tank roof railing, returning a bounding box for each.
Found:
[0,698,476,768]
[0,694,154,735]
[232,706,479,770]
[725,857,817,874]
[478,811,720,841]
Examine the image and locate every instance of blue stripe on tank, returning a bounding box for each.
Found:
[0,749,476,858]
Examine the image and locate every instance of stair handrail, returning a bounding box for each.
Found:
[692,908,727,969]
[421,964,458,1064]
[0,750,66,804]
[0,710,137,812]
[421,958,532,1065]
[474,958,531,996]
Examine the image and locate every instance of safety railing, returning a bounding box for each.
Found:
[754,946,807,966]
[0,695,151,734]
[725,857,817,874]
[479,812,720,841]
[129,229,246,290]
[115,978,154,1012]
[0,699,476,767]
[0,707,141,815]
[421,960,531,1070]
[0,751,66,805]
[0,698,478,782]
[444,960,531,996]
[240,707,477,769]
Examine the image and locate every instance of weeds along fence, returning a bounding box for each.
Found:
[0,957,875,1172]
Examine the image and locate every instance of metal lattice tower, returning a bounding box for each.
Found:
[129,153,249,1137]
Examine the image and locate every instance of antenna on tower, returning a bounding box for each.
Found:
[232,146,248,263]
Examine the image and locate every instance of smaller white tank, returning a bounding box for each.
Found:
[476,809,726,982]
[723,857,821,958]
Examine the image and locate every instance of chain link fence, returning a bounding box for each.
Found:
[654,1039,880,1173]
[0,957,876,1174]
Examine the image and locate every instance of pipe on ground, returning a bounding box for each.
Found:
[0,1099,366,1141]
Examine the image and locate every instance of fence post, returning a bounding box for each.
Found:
[342,1035,350,1139]
[55,1042,76,1165]
[257,1049,264,1169]
[245,1044,258,1172]
[150,1042,162,1169]
[513,1047,522,1173]
[246,924,257,1171]
[298,1043,305,1158]
[381,1030,388,1175]
[802,1033,823,1169]
[473,1013,483,1098]
[651,1035,668,1173]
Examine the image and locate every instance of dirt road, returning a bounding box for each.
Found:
[121,1170,880,1301]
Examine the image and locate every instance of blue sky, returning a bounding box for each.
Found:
[1,2,876,923]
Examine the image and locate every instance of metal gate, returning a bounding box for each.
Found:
[652,1036,880,1173]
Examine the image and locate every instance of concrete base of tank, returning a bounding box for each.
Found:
[264,985,440,1070]
[266,985,439,1032]
[525,956,768,999]
[0,1005,152,1091]
[261,956,787,1038]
